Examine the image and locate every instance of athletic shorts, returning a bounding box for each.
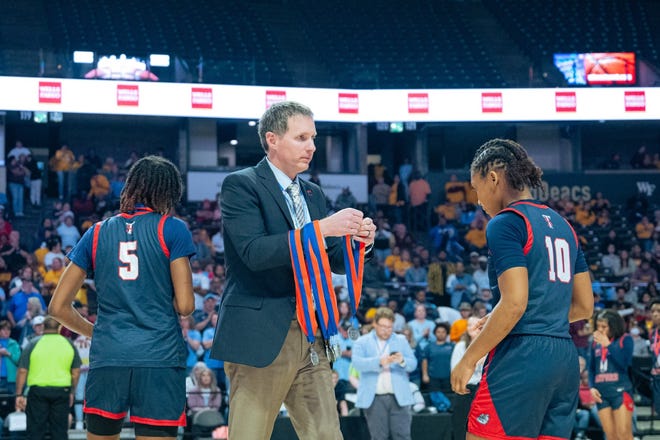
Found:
[595,388,634,412]
[84,366,187,428]
[468,335,579,440]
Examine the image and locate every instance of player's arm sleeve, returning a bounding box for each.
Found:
[66,226,95,272]
[163,217,196,261]
[486,212,528,277]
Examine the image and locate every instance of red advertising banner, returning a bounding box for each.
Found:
[191,87,213,109]
[408,93,429,113]
[481,92,503,113]
[117,84,139,106]
[266,90,287,108]
[338,92,359,114]
[624,91,646,112]
[555,91,577,112]
[38,81,62,104]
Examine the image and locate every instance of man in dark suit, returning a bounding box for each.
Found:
[211,101,376,439]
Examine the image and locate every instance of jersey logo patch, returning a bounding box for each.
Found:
[477,413,489,425]
[542,215,554,229]
[126,222,135,235]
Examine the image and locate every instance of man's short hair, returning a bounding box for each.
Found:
[374,307,394,323]
[257,101,313,152]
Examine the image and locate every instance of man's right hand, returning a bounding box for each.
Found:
[319,208,364,237]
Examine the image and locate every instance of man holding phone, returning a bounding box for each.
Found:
[351,307,417,440]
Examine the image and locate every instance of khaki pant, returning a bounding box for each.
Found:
[225,320,343,440]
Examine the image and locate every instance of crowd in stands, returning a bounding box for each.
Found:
[1,141,659,437]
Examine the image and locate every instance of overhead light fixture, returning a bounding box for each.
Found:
[73,51,94,64]
[149,54,170,67]
[230,139,238,146]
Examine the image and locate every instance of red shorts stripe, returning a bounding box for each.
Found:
[130,410,187,427]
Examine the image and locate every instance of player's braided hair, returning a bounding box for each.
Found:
[119,155,183,215]
[258,101,314,152]
[470,138,543,191]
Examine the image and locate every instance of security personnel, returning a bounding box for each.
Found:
[15,316,81,440]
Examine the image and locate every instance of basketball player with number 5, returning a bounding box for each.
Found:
[50,156,196,440]
[451,139,594,440]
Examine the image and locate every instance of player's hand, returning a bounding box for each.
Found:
[318,208,364,237]
[592,330,610,347]
[451,358,476,395]
[590,387,602,404]
[353,217,377,245]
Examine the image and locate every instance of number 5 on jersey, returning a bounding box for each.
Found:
[119,241,139,280]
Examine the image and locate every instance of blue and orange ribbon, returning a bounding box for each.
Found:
[288,221,365,345]
[343,235,365,330]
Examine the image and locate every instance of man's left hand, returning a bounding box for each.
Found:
[354,217,376,245]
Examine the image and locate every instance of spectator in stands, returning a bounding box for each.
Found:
[405,256,427,285]
[449,302,473,343]
[72,330,91,430]
[601,244,621,274]
[575,200,596,228]
[352,307,417,440]
[43,235,66,271]
[0,319,21,396]
[403,289,438,322]
[632,259,658,286]
[472,255,489,291]
[407,304,436,350]
[445,262,477,310]
[7,141,30,161]
[595,209,612,229]
[636,215,655,252]
[371,176,391,214]
[75,154,96,197]
[331,370,351,416]
[24,154,42,208]
[421,322,454,395]
[49,144,76,200]
[196,199,215,225]
[444,174,467,204]
[392,223,415,251]
[426,256,447,306]
[0,215,11,243]
[7,278,46,340]
[201,314,226,397]
[6,156,27,218]
[388,299,407,334]
[335,186,358,211]
[42,256,65,301]
[590,192,611,214]
[56,215,81,249]
[15,316,81,440]
[187,366,223,415]
[194,293,219,332]
[211,226,225,264]
[617,249,637,278]
[458,201,477,225]
[429,215,463,261]
[191,259,210,310]
[630,144,649,169]
[191,228,212,263]
[372,218,394,263]
[332,322,354,382]
[600,229,623,254]
[434,200,459,223]
[393,248,413,281]
[569,319,592,364]
[88,170,111,206]
[181,315,203,374]
[388,174,407,224]
[464,217,488,251]
[21,313,46,349]
[408,171,431,232]
[399,158,413,196]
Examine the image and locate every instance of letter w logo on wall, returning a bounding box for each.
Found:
[636,181,656,197]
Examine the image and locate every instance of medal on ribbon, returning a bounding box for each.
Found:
[343,236,365,340]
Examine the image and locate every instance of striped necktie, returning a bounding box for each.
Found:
[286,182,306,228]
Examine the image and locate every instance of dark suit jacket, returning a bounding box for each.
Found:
[211,158,346,367]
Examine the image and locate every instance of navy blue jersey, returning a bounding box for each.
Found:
[487,200,588,338]
[589,335,634,395]
[68,208,195,368]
